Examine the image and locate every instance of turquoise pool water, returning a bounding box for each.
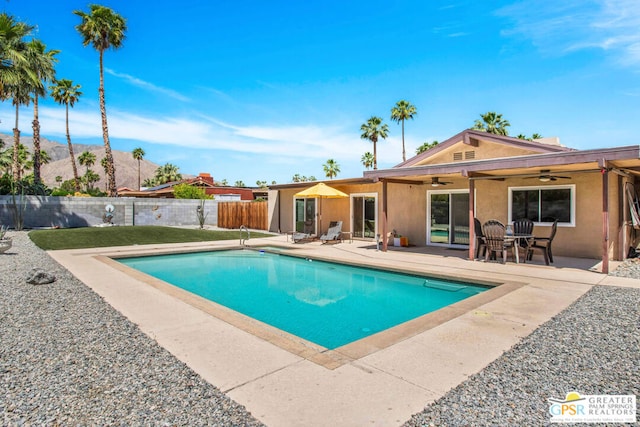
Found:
[118,250,488,349]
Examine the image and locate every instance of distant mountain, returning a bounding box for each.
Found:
[0,132,161,190]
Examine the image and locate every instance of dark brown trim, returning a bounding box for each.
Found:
[602,165,609,274]
[469,180,476,261]
[366,145,640,181]
[382,180,388,252]
[398,129,572,168]
[381,178,425,185]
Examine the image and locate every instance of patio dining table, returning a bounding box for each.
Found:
[505,234,534,263]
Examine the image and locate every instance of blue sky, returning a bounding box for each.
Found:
[2,0,639,186]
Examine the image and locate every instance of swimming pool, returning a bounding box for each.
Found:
[118,250,489,349]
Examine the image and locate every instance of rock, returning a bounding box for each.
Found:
[26,268,56,285]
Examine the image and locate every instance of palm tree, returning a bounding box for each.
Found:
[361,152,374,170]
[323,159,340,179]
[141,177,156,188]
[472,111,510,136]
[235,180,245,187]
[360,116,389,170]
[78,151,96,175]
[0,13,32,96]
[390,100,417,162]
[74,4,127,197]
[9,85,30,181]
[11,144,30,179]
[531,133,543,139]
[50,79,83,192]
[26,39,59,185]
[131,147,145,190]
[100,156,109,192]
[154,163,181,184]
[416,140,438,155]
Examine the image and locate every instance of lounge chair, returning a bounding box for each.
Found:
[293,220,315,243]
[320,221,343,244]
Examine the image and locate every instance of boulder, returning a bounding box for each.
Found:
[26,268,56,285]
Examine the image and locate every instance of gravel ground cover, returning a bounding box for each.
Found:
[405,274,639,426]
[1,232,264,426]
[1,231,638,426]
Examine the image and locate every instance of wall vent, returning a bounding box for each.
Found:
[465,151,475,159]
[453,152,463,161]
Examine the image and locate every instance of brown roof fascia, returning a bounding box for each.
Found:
[365,145,640,179]
[397,129,573,168]
[269,177,376,190]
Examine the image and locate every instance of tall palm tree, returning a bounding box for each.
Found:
[361,152,374,170]
[360,116,389,170]
[323,159,340,179]
[50,79,82,192]
[26,39,59,185]
[78,151,96,175]
[131,147,145,190]
[472,111,510,136]
[74,4,127,197]
[390,100,417,162]
[0,14,33,183]
[0,13,33,97]
[7,82,31,181]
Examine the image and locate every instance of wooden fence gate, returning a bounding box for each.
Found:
[217,201,268,230]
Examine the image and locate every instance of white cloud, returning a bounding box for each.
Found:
[18,105,378,161]
[497,0,640,67]
[105,68,191,102]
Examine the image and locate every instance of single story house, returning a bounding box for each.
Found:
[268,129,640,273]
[119,173,256,200]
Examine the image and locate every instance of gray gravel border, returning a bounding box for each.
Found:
[404,283,639,426]
[1,232,264,426]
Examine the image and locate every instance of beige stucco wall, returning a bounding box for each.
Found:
[475,171,625,260]
[417,140,546,166]
[268,171,631,260]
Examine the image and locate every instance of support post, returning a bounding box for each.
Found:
[601,164,609,274]
[382,179,388,252]
[468,178,476,260]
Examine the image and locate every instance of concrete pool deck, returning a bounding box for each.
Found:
[48,236,640,427]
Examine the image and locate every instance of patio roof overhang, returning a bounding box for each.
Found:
[364,145,640,182]
[366,144,640,272]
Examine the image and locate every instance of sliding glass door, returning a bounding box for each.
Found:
[351,194,377,239]
[427,190,469,247]
[294,198,316,234]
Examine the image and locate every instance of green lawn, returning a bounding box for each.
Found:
[29,226,273,250]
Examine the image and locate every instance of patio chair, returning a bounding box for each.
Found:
[293,219,315,243]
[482,220,515,263]
[320,221,343,244]
[512,218,535,256]
[527,219,558,265]
[473,218,487,259]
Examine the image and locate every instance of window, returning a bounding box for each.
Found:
[509,185,575,225]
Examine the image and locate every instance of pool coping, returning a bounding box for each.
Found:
[99,249,525,370]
